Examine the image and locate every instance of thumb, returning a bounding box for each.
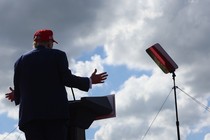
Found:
[93,69,97,75]
[9,87,14,91]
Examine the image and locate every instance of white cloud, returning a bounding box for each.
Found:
[0,93,18,120]
[94,71,171,139]
[0,130,25,140]
[204,133,210,140]
[94,69,210,140]
[70,55,105,77]
[91,1,210,138]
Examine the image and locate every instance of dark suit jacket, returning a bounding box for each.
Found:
[14,46,90,129]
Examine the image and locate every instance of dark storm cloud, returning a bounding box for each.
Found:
[0,0,108,92]
[0,0,105,49]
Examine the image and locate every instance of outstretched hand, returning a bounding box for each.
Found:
[90,69,108,84]
[5,87,14,102]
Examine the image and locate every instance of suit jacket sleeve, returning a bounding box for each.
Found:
[14,56,22,105]
[57,51,90,92]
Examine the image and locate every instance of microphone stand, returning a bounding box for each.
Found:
[172,72,181,140]
[71,87,76,101]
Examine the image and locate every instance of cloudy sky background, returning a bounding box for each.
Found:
[0,0,210,140]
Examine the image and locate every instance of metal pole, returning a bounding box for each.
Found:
[172,72,181,140]
[71,87,76,101]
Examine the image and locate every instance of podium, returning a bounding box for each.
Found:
[68,95,115,140]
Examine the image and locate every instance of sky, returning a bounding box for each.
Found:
[0,0,210,140]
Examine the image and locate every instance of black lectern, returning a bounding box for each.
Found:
[68,95,115,140]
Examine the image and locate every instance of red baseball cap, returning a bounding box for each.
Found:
[33,29,58,44]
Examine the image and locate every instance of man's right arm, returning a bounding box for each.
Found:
[57,51,90,91]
